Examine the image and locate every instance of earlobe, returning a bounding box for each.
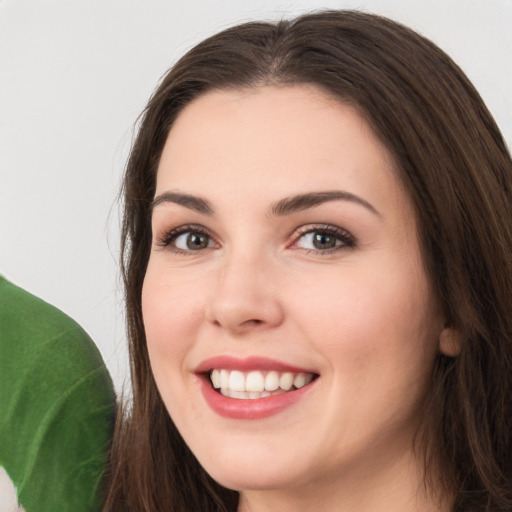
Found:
[439,326,462,357]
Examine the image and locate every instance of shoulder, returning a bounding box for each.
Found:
[0,276,115,512]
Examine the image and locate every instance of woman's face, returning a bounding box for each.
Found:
[142,85,447,498]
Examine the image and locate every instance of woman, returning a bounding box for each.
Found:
[104,10,512,512]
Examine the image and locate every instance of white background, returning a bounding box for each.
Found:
[1,0,511,392]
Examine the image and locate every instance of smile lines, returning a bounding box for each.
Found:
[210,369,315,399]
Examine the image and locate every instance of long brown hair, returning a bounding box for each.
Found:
[103,10,512,511]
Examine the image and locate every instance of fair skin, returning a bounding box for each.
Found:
[142,85,453,512]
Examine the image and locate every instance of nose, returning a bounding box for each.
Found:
[205,252,284,334]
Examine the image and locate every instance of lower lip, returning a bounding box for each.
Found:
[199,376,316,420]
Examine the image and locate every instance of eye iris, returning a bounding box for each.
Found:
[313,232,336,249]
[186,232,209,250]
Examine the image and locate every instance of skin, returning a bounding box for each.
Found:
[142,85,453,511]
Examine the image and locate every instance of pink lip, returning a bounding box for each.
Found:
[198,377,316,420]
[195,355,315,374]
[195,356,318,420]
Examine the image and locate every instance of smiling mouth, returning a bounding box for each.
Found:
[208,369,317,399]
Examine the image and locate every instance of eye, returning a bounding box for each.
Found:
[156,225,217,254]
[174,231,212,250]
[291,225,355,254]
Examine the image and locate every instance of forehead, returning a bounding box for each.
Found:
[155,85,408,213]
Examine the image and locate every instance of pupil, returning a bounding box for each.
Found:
[187,233,208,249]
[313,233,335,249]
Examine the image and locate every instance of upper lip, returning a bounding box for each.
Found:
[195,356,317,375]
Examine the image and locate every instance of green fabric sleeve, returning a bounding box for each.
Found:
[0,276,115,512]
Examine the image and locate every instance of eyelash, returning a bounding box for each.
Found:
[155,223,356,255]
[290,224,356,254]
[155,224,215,255]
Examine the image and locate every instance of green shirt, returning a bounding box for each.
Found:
[0,276,115,511]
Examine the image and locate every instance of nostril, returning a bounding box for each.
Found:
[205,289,284,330]
[247,319,263,325]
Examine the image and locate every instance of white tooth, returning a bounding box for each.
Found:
[261,391,271,398]
[229,370,245,392]
[304,374,313,385]
[211,369,221,389]
[246,371,265,392]
[248,392,261,399]
[279,372,294,391]
[220,369,229,389]
[230,390,250,399]
[293,373,307,389]
[265,371,279,391]
[220,387,229,397]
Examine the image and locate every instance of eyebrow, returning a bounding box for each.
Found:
[271,191,380,217]
[150,191,214,215]
[150,189,379,217]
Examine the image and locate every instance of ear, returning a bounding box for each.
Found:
[439,325,462,357]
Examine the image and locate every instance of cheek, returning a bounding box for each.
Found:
[141,266,202,381]
[290,257,442,384]
[141,266,208,427]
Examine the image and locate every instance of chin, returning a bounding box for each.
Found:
[205,462,301,493]
[194,439,325,494]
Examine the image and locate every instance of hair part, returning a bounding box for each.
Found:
[103,10,512,511]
